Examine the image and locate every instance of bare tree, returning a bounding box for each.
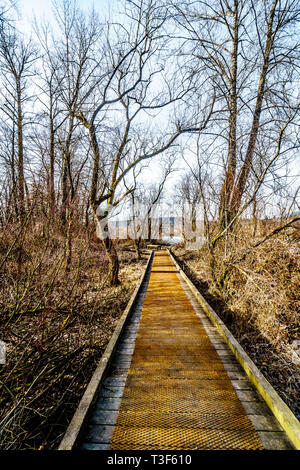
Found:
[128,157,175,259]
[166,0,300,294]
[67,0,213,285]
[0,24,37,223]
[33,19,66,219]
[171,0,300,229]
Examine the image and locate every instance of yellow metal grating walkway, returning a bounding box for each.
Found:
[110,251,264,450]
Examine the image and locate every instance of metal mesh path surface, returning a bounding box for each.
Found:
[110,251,264,450]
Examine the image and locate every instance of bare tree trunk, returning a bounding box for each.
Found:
[85,200,89,228]
[102,228,119,286]
[16,79,25,224]
[252,197,258,240]
[218,0,238,229]
[88,121,121,286]
[65,205,72,271]
[228,0,277,223]
[11,120,19,222]
[147,216,152,243]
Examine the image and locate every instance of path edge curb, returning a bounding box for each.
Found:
[58,251,153,450]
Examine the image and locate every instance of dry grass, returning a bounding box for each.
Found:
[1,216,298,449]
[172,225,300,419]
[0,223,147,450]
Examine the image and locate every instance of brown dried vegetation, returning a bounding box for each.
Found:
[172,223,300,419]
[0,224,146,450]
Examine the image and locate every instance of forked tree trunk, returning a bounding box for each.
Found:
[48,110,56,217]
[16,79,25,224]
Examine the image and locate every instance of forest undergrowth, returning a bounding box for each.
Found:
[0,223,146,450]
[172,223,300,419]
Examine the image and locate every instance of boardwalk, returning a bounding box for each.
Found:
[79,251,293,450]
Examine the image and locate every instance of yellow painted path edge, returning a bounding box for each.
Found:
[58,252,153,450]
[168,250,300,450]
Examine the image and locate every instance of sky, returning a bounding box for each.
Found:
[19,0,114,30]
